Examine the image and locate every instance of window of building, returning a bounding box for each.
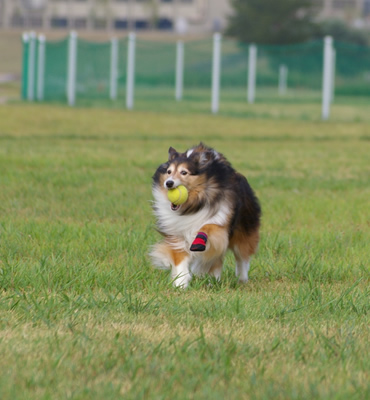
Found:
[158,18,173,30]
[114,19,128,29]
[51,17,68,28]
[135,19,149,29]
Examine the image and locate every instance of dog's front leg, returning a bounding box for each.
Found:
[190,224,228,254]
[190,224,228,279]
[171,250,192,289]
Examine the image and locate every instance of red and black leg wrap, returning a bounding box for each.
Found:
[190,232,208,252]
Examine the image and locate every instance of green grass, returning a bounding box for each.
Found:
[70,87,370,123]
[0,103,369,400]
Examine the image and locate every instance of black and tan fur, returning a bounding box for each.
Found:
[150,143,261,288]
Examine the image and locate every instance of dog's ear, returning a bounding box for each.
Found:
[189,150,217,167]
[168,147,179,161]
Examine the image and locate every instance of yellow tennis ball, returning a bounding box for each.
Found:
[167,185,188,205]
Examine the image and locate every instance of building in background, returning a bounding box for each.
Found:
[0,0,369,32]
[0,0,232,32]
[316,0,370,28]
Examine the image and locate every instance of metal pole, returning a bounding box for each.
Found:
[211,33,221,114]
[126,32,136,110]
[110,37,119,100]
[247,44,257,104]
[322,36,333,120]
[278,64,288,96]
[175,40,184,101]
[67,31,78,107]
[27,31,37,101]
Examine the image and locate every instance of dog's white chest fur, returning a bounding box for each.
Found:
[152,187,229,250]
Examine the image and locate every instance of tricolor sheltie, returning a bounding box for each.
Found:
[150,143,261,288]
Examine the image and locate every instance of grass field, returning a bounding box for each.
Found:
[0,103,369,399]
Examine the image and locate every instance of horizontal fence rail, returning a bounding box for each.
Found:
[21,32,370,120]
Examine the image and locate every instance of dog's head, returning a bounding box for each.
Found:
[153,143,229,213]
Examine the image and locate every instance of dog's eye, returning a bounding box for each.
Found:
[167,170,171,175]
[181,171,188,176]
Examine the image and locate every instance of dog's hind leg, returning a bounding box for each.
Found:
[208,257,224,281]
[230,229,259,284]
[234,256,251,283]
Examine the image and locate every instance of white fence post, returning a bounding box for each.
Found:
[110,37,119,101]
[67,31,78,107]
[247,44,257,104]
[322,36,333,120]
[126,32,136,110]
[175,40,184,101]
[211,33,221,114]
[278,64,288,96]
[27,31,37,101]
[331,48,336,103]
[37,34,46,101]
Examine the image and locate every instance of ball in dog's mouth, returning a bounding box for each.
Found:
[171,203,181,211]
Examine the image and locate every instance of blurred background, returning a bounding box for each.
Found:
[1,0,370,36]
[1,0,370,117]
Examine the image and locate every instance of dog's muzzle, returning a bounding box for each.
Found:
[165,180,174,189]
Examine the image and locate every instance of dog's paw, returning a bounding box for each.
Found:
[190,232,208,252]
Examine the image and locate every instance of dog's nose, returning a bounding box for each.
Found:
[166,180,174,188]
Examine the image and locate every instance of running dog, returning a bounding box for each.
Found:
[150,143,261,288]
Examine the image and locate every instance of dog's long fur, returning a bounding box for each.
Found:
[150,143,261,288]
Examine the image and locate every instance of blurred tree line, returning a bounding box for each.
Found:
[227,0,369,46]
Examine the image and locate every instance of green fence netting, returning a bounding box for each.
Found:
[117,38,127,95]
[77,39,111,99]
[133,39,176,104]
[44,37,68,101]
[136,40,176,87]
[335,41,370,96]
[22,34,370,110]
[184,38,213,88]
